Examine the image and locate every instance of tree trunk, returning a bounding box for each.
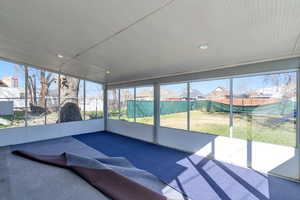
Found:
[38,71,48,108]
[59,76,82,122]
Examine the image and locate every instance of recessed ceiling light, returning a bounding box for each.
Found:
[198,43,208,50]
[106,70,111,74]
[57,54,64,58]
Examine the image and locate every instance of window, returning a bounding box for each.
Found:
[136,86,154,125]
[108,89,119,119]
[45,71,59,124]
[59,75,83,123]
[0,60,104,130]
[233,72,297,146]
[120,88,134,122]
[0,61,26,129]
[160,83,188,130]
[190,79,230,136]
[27,67,47,126]
[85,81,103,120]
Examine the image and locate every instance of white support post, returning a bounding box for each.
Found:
[25,66,28,127]
[44,98,47,125]
[118,89,121,120]
[103,84,108,131]
[187,82,190,131]
[229,78,233,137]
[58,73,61,123]
[153,83,160,144]
[134,87,136,122]
[297,68,300,177]
[83,80,86,120]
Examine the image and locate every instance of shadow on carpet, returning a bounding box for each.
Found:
[74,132,300,200]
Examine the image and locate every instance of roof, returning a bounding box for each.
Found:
[0,80,8,87]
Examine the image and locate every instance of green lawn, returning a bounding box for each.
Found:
[109,110,296,147]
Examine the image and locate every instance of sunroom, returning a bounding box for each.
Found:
[0,1,300,200]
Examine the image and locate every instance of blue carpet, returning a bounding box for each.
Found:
[74,132,300,200]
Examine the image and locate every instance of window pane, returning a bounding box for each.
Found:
[108,89,119,119]
[59,75,83,123]
[233,72,297,147]
[136,86,154,125]
[0,61,26,129]
[27,67,47,126]
[160,83,187,130]
[85,81,103,120]
[190,79,230,136]
[120,88,134,122]
[45,71,59,124]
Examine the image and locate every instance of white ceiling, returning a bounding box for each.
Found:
[0,0,300,84]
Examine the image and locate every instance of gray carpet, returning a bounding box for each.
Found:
[0,137,187,200]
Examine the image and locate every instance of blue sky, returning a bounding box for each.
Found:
[0,60,25,88]
[160,72,296,95]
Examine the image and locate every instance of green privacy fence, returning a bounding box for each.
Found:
[127,100,296,118]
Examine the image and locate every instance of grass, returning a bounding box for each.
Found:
[109,110,296,147]
[85,111,103,120]
[1,111,26,121]
[0,110,104,129]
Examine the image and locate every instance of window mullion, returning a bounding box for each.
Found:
[118,89,121,120]
[134,87,136,122]
[25,66,28,127]
[187,82,190,131]
[230,78,233,138]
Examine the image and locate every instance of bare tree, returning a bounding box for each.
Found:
[27,70,56,103]
[37,71,56,107]
[263,73,295,97]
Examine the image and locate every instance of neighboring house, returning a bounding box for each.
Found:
[206,87,230,99]
[0,80,8,87]
[135,89,153,101]
[2,77,18,88]
[0,87,26,108]
[160,89,178,101]
[166,97,186,101]
[85,96,103,112]
[190,89,205,100]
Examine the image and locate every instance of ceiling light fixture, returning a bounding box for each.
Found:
[198,43,208,50]
[106,70,111,75]
[57,54,64,58]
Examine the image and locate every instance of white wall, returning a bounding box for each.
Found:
[0,118,104,146]
[107,119,154,143]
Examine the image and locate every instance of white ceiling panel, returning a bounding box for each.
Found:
[78,0,300,83]
[0,0,170,80]
[0,0,299,83]
[60,59,106,82]
[0,34,63,71]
